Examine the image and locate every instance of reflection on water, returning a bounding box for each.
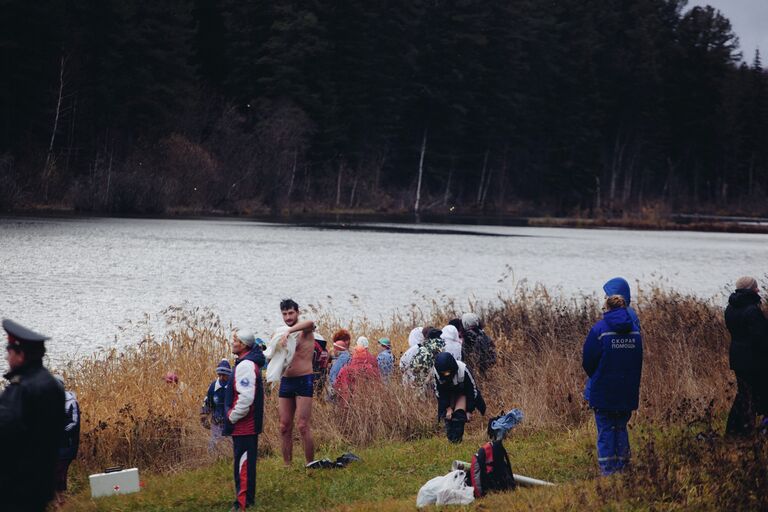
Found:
[1,216,766,367]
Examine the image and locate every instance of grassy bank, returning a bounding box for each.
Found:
[62,423,768,511]
[61,429,595,511]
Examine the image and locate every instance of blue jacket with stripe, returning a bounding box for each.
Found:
[582,307,643,411]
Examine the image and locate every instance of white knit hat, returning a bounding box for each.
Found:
[235,329,256,347]
[355,336,369,349]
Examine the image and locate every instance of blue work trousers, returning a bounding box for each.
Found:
[595,410,631,475]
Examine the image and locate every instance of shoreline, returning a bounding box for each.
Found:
[4,207,768,234]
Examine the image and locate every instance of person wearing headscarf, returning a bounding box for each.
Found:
[724,276,768,436]
[409,327,445,387]
[461,313,497,375]
[334,345,381,405]
[432,352,486,442]
[355,336,378,367]
[399,327,423,385]
[441,324,462,361]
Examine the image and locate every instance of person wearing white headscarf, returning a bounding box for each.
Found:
[355,336,378,367]
[441,324,462,361]
[399,327,423,384]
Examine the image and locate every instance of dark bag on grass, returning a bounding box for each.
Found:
[467,440,516,497]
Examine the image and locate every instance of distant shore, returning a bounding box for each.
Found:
[5,205,768,234]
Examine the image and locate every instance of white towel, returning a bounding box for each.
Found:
[264,326,298,384]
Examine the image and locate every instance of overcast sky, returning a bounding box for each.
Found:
[687,0,768,63]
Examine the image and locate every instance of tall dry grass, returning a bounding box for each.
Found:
[58,286,733,473]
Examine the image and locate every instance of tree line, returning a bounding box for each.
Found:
[1,0,766,216]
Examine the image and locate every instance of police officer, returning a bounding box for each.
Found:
[0,319,65,512]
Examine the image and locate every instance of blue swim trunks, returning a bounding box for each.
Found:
[279,374,314,398]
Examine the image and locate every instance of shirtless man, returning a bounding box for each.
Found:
[276,298,315,466]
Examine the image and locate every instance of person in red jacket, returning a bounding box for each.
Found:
[334,346,381,404]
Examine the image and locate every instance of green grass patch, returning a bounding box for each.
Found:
[62,423,768,511]
[62,428,596,511]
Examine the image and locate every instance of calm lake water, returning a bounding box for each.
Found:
[1,216,766,368]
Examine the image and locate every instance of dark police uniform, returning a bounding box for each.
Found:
[0,319,65,512]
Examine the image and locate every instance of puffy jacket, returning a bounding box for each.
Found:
[582,307,643,411]
[432,352,486,420]
[725,288,768,373]
[59,390,80,460]
[334,349,380,403]
[203,380,228,424]
[0,361,65,509]
[224,347,266,436]
[603,277,641,331]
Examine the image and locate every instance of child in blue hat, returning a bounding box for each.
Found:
[201,358,232,451]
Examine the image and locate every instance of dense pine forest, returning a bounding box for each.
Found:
[1,0,766,216]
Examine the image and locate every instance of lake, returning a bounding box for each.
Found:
[1,216,766,368]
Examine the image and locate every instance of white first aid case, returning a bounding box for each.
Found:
[88,467,141,498]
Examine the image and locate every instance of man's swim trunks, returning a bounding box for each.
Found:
[279,374,314,398]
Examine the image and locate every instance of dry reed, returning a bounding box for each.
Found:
[57,285,733,473]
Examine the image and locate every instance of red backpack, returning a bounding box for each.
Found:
[468,440,516,498]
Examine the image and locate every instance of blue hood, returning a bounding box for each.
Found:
[603,277,631,305]
[603,308,634,333]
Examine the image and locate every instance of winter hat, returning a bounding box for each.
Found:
[378,337,391,348]
[735,276,758,291]
[235,329,255,347]
[441,325,461,345]
[434,352,458,380]
[356,336,369,349]
[603,277,632,305]
[461,313,480,330]
[408,327,424,347]
[215,359,232,376]
[425,327,442,340]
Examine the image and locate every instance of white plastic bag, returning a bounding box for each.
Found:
[416,470,475,507]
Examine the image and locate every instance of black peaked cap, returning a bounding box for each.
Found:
[2,319,50,344]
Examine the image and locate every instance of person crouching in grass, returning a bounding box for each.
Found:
[432,352,486,443]
[582,294,643,475]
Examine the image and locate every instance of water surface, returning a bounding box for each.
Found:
[1,216,765,367]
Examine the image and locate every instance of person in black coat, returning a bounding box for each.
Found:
[724,276,768,436]
[432,352,486,443]
[0,319,65,512]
